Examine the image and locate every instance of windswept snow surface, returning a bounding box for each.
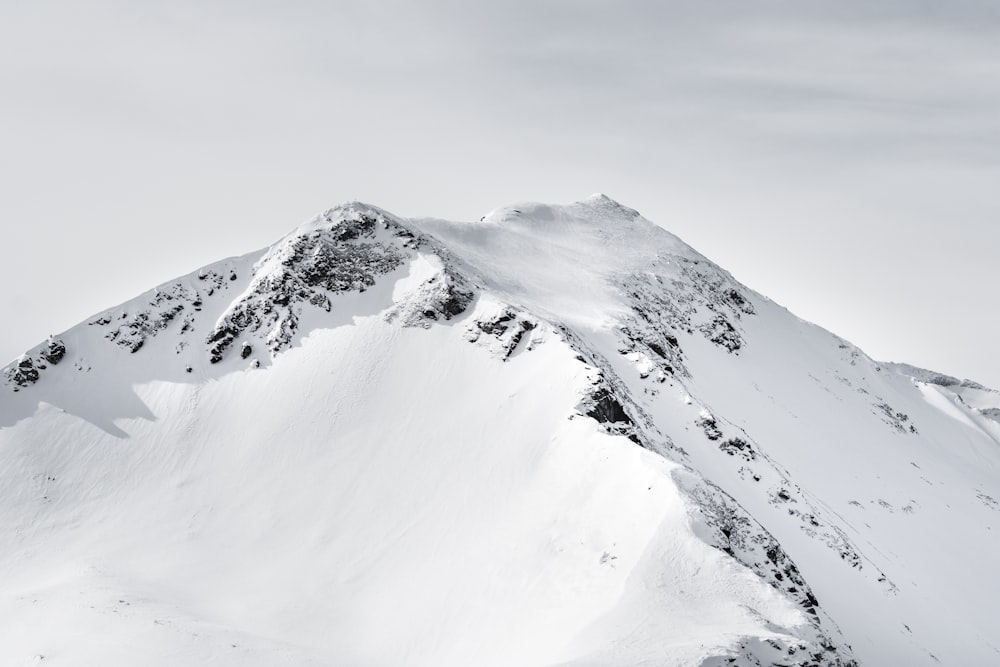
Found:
[2,197,998,666]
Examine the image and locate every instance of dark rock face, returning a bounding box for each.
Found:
[3,339,69,390]
[719,437,755,461]
[586,387,633,425]
[6,357,40,387]
[207,209,412,363]
[696,416,723,441]
[578,382,642,445]
[468,308,536,360]
[92,275,229,355]
[617,257,755,379]
[286,225,403,294]
[108,303,186,353]
[412,269,475,323]
[475,311,516,336]
[41,339,66,365]
[679,472,859,667]
[5,339,69,389]
[700,316,742,353]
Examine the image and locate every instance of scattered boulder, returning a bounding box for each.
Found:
[7,357,40,387]
[41,339,66,365]
[696,415,723,441]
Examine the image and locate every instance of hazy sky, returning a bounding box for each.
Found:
[2,1,998,386]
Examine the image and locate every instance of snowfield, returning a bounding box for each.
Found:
[2,196,998,666]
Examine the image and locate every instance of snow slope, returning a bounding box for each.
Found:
[2,197,997,666]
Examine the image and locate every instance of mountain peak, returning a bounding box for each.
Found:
[478,194,641,227]
[3,197,998,667]
[579,192,641,216]
[291,200,399,237]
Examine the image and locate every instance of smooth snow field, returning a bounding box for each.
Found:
[0,295,808,666]
[2,196,998,666]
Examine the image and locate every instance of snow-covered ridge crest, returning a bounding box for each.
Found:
[2,194,740,382]
[885,361,1000,430]
[2,196,999,666]
[0,201,476,387]
[205,203,416,363]
[201,201,475,364]
[479,192,642,226]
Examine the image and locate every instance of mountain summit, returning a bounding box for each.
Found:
[2,198,998,666]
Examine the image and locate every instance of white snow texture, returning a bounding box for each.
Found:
[2,196,998,666]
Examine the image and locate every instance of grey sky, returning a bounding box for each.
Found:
[2,1,998,386]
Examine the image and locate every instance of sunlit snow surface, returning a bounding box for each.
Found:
[2,197,998,666]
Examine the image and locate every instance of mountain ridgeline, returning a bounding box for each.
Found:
[2,196,998,667]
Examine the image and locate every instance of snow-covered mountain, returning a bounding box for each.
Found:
[2,196,997,667]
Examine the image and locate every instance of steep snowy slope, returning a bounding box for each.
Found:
[2,198,997,666]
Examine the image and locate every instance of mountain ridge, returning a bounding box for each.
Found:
[2,197,997,666]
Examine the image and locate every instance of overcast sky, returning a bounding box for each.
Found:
[2,1,998,386]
